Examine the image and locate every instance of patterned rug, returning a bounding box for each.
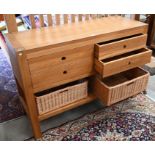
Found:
[33,94,155,141]
[0,49,25,123]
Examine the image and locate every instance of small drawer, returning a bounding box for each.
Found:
[93,67,149,106]
[95,48,152,78]
[95,34,147,60]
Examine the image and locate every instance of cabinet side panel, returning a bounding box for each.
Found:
[5,36,23,89]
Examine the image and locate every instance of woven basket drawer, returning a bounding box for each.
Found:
[94,68,149,106]
[36,81,88,115]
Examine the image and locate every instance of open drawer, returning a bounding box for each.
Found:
[95,34,147,60]
[93,67,149,106]
[95,48,152,78]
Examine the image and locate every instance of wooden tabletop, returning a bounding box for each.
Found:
[5,16,147,51]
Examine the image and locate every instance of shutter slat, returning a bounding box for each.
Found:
[56,14,60,25]
[47,14,53,26]
[39,14,44,27]
[29,15,36,29]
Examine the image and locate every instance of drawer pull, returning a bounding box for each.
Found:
[63,70,67,74]
[61,57,66,60]
[123,45,127,48]
[128,61,131,65]
[59,89,69,94]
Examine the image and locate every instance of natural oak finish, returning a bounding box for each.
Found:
[3,14,18,33]
[29,15,36,29]
[39,15,44,27]
[95,34,147,60]
[0,14,4,21]
[5,16,150,139]
[16,52,42,139]
[28,45,94,92]
[6,16,147,51]
[47,14,53,26]
[95,48,152,78]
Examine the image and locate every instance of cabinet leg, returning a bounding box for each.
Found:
[28,111,42,139]
[15,77,42,139]
[16,53,42,139]
[26,94,42,139]
[143,90,147,94]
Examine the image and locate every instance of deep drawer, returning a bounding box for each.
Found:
[36,80,88,115]
[95,34,147,60]
[95,48,152,78]
[93,67,149,106]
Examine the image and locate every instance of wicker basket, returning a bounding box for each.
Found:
[36,81,88,115]
[95,67,149,106]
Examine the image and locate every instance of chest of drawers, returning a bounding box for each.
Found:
[5,16,151,139]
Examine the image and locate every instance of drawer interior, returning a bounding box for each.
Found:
[97,33,143,46]
[102,68,148,87]
[102,48,147,63]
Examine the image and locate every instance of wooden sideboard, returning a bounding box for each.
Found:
[5,16,151,139]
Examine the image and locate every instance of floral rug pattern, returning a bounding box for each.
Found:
[0,49,25,123]
[36,94,155,141]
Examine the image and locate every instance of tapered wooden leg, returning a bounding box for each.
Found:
[24,90,42,139]
[15,75,42,139]
[27,102,42,139]
[16,51,42,139]
[20,90,42,139]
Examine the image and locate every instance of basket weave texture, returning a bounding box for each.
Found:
[36,81,88,115]
[106,70,149,105]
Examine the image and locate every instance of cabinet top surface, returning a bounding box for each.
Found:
[6,16,147,51]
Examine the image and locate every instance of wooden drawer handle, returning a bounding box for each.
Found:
[123,45,127,48]
[63,70,67,74]
[61,56,66,60]
[128,61,131,65]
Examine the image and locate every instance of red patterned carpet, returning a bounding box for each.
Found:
[30,94,155,141]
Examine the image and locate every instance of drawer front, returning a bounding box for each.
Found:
[95,34,147,60]
[28,45,94,92]
[93,68,149,106]
[95,48,152,77]
[28,45,93,72]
